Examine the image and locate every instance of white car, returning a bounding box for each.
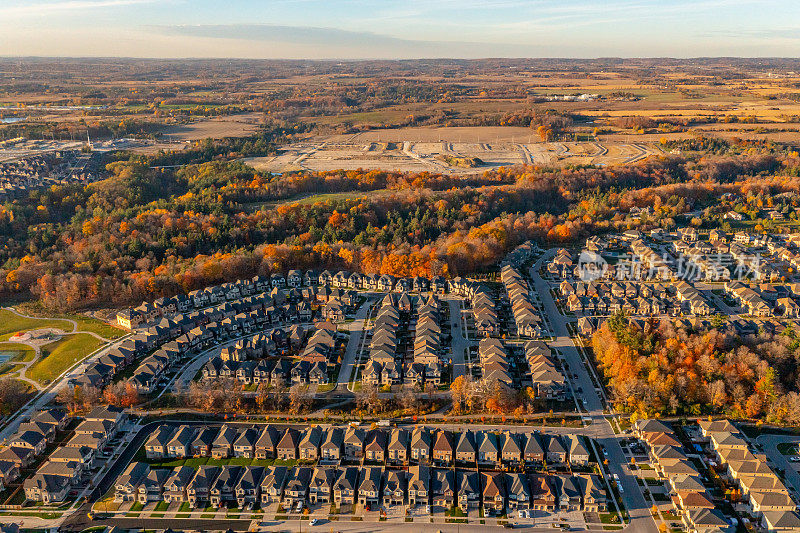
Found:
[310,518,319,526]
[518,509,529,519]
[426,504,432,514]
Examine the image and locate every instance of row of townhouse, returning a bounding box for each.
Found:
[673,281,714,316]
[413,295,443,367]
[630,239,673,280]
[118,267,452,330]
[501,240,541,268]
[501,265,544,338]
[361,359,443,389]
[218,324,307,362]
[119,278,321,331]
[561,279,712,316]
[115,462,605,514]
[140,423,593,469]
[565,293,676,317]
[729,243,782,282]
[699,419,800,533]
[0,408,70,494]
[125,305,338,393]
[560,280,676,302]
[23,407,125,503]
[203,357,329,386]
[471,285,500,337]
[408,295,445,387]
[318,271,444,294]
[478,338,515,389]
[90,291,319,391]
[634,419,734,533]
[359,294,446,388]
[724,281,774,317]
[525,341,566,401]
[726,281,800,318]
[547,249,574,279]
[71,334,148,391]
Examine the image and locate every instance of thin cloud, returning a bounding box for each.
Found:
[0,0,157,17]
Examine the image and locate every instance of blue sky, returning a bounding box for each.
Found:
[1,0,798,58]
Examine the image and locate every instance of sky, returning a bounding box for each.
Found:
[1,0,799,59]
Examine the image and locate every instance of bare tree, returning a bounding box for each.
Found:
[289,384,311,414]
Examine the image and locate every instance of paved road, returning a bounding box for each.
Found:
[0,334,128,445]
[337,296,376,387]
[756,434,800,499]
[529,251,657,533]
[447,297,471,379]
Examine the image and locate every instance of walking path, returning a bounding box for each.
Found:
[1,307,116,390]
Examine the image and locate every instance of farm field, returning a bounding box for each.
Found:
[156,113,264,141]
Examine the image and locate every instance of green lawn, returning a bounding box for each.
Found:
[145,455,276,469]
[154,501,170,512]
[0,308,124,341]
[0,309,73,341]
[27,334,105,384]
[600,513,621,524]
[0,342,36,362]
[70,316,126,339]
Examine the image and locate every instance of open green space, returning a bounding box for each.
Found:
[0,308,124,341]
[69,316,126,339]
[27,334,105,384]
[0,343,37,362]
[0,310,72,341]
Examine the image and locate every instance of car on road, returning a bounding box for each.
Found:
[426,504,431,514]
[310,518,319,526]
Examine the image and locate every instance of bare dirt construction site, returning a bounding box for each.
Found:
[245,127,663,174]
[159,113,264,141]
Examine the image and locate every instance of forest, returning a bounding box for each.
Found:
[593,313,800,424]
[1,135,799,311]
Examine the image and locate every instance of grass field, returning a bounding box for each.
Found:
[145,456,286,469]
[0,308,124,341]
[27,334,105,384]
[70,316,125,339]
[0,342,36,362]
[0,309,72,341]
[12,305,126,340]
